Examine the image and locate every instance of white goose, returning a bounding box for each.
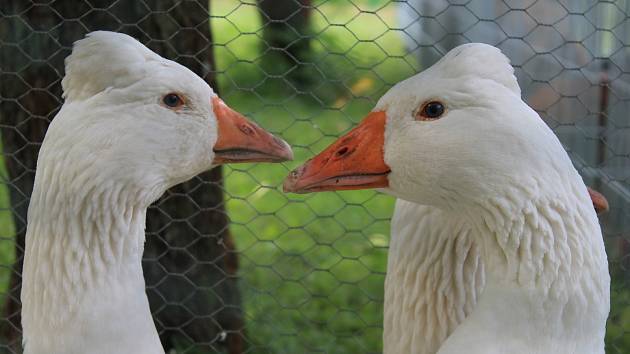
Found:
[285,43,610,354]
[21,31,293,354]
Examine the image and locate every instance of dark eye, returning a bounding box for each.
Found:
[162,93,184,108]
[417,101,445,121]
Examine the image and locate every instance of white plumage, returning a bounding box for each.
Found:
[285,42,610,354]
[21,31,292,354]
[385,202,482,354]
[386,189,605,354]
[382,44,609,354]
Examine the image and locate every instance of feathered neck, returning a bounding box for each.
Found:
[438,174,609,354]
[384,202,483,354]
[471,176,606,290]
[21,147,165,354]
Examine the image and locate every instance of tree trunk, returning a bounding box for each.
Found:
[0,1,244,353]
[257,0,313,86]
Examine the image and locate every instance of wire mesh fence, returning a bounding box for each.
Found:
[0,0,629,353]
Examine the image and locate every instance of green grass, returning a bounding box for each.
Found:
[211,1,409,352]
[0,140,16,312]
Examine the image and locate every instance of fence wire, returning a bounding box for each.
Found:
[1,0,629,353]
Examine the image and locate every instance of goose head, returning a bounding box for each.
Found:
[285,43,539,206]
[49,31,292,199]
[285,43,604,211]
[21,31,294,354]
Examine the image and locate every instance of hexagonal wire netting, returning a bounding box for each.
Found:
[1,0,629,353]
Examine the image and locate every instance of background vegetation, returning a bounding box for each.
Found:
[215,1,403,352]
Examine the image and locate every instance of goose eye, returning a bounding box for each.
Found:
[417,101,445,121]
[162,93,185,109]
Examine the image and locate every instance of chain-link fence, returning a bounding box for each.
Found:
[0,0,629,353]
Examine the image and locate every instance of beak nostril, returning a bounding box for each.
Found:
[240,124,254,135]
[336,147,349,157]
[289,165,307,179]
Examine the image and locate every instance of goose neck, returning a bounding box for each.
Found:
[444,177,610,353]
[21,158,164,354]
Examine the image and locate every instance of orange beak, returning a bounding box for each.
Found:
[587,187,609,215]
[212,96,293,164]
[284,111,390,194]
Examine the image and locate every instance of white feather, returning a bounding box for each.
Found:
[22,31,221,354]
[378,43,609,354]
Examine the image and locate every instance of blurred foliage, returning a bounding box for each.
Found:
[0,154,15,308]
[212,0,404,351]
